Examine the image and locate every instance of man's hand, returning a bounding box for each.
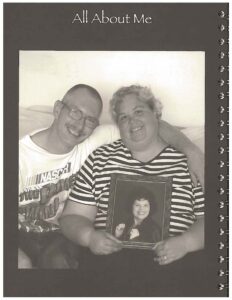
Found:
[186,147,205,191]
[89,230,122,255]
[153,235,189,265]
[159,120,204,190]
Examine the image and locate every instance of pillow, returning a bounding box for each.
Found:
[19,105,204,153]
[19,106,53,138]
[181,127,204,153]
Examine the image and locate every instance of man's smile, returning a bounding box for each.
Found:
[66,125,84,138]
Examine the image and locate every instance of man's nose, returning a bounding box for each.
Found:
[75,116,87,129]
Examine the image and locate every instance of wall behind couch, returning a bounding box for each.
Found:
[19,51,205,127]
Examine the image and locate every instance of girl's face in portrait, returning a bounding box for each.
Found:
[132,198,150,221]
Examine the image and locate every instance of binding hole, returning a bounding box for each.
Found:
[218,269,225,276]
[219,202,224,209]
[219,65,225,72]
[218,133,225,141]
[219,52,225,59]
[218,92,225,100]
[218,256,225,263]
[218,214,225,222]
[219,229,225,236]
[218,147,225,154]
[218,11,225,18]
[218,187,225,195]
[218,242,225,250]
[219,39,225,46]
[218,79,225,86]
[218,283,225,291]
[218,174,225,181]
[218,160,225,168]
[218,106,225,113]
[218,120,225,127]
[218,24,226,31]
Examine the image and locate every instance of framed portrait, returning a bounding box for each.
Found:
[106,174,172,250]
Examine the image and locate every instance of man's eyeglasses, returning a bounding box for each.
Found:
[62,101,99,129]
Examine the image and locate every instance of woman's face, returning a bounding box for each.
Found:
[132,198,151,221]
[115,94,159,152]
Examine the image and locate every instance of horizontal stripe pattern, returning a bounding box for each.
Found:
[69,140,204,235]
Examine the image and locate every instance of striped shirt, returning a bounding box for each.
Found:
[69,140,204,236]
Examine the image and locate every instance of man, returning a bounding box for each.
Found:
[19,83,204,269]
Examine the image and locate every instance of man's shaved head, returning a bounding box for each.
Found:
[62,84,103,113]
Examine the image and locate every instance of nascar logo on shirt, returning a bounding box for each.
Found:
[25,162,71,187]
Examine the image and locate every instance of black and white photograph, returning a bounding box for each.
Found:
[107,174,172,249]
[4,3,228,297]
[18,49,205,285]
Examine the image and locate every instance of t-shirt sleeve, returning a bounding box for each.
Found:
[91,124,120,145]
[69,153,96,206]
[192,183,205,216]
[78,124,120,166]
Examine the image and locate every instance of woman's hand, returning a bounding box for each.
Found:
[153,235,189,265]
[89,230,122,255]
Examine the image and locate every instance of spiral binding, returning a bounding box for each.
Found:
[217,9,229,293]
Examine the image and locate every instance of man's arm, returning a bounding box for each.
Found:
[59,200,122,255]
[154,216,204,265]
[159,120,204,189]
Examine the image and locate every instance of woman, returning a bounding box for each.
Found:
[115,188,161,243]
[61,84,204,264]
[60,85,205,295]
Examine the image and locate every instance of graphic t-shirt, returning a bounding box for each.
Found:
[19,124,120,233]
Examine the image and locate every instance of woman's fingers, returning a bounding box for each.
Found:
[105,232,122,244]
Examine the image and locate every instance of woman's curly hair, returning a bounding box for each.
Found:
[110,84,163,122]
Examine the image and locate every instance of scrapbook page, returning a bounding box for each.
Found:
[4,2,229,297]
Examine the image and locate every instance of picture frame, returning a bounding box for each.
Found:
[106,174,173,250]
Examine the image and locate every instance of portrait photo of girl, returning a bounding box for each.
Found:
[114,188,161,244]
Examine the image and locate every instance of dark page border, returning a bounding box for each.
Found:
[4,3,229,297]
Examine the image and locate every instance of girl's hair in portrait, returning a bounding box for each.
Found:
[125,186,157,215]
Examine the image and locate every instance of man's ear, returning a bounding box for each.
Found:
[53,100,63,119]
[154,111,161,120]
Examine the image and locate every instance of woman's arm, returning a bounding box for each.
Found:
[59,201,97,247]
[159,120,204,189]
[153,216,204,265]
[181,215,204,252]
